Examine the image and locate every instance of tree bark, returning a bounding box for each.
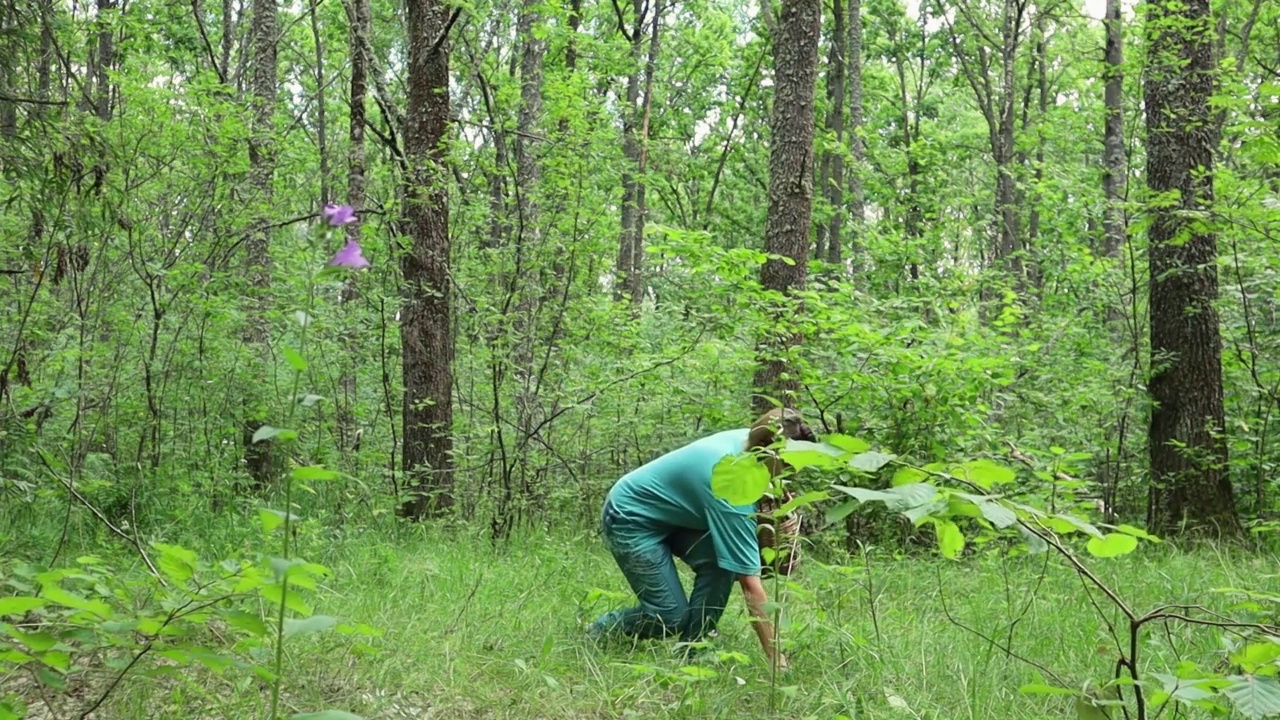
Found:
[399,0,455,519]
[1144,0,1240,536]
[309,0,329,205]
[337,0,370,457]
[241,0,277,490]
[615,0,659,306]
[1101,0,1126,259]
[752,0,821,414]
[844,0,864,269]
[94,0,115,120]
[817,0,845,268]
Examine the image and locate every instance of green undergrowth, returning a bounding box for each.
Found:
[23,523,1274,720]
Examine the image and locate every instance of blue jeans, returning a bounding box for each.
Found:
[590,500,737,643]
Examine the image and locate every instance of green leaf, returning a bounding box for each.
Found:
[1046,514,1105,539]
[935,520,965,559]
[282,346,308,371]
[778,440,846,470]
[954,459,1017,489]
[291,465,339,482]
[776,490,829,515]
[300,394,325,407]
[679,665,717,679]
[1017,525,1049,553]
[252,425,296,444]
[289,712,363,720]
[34,666,66,690]
[1086,533,1139,558]
[1222,675,1280,719]
[293,310,313,327]
[39,584,111,619]
[153,543,198,584]
[824,499,860,526]
[891,466,928,486]
[824,434,871,453]
[831,486,896,504]
[1115,524,1161,543]
[0,597,46,616]
[848,451,896,473]
[1232,640,1280,673]
[1020,683,1080,697]
[953,494,1018,528]
[1075,696,1113,720]
[711,454,771,505]
[283,615,339,637]
[259,508,296,533]
[221,610,269,637]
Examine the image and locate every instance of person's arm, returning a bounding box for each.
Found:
[737,574,788,671]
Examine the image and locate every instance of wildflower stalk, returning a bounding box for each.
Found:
[265,206,362,720]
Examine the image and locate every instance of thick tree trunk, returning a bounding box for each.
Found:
[1101,0,1126,259]
[752,0,821,414]
[399,0,455,519]
[844,0,864,269]
[1144,0,1240,536]
[242,0,277,490]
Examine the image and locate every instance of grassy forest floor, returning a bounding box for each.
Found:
[46,523,1276,720]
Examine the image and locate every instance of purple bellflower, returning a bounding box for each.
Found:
[329,238,370,269]
[322,204,357,226]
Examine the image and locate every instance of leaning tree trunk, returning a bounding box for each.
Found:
[399,0,455,519]
[1144,0,1240,536]
[242,0,277,491]
[751,0,821,414]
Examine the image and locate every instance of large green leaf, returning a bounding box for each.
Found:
[0,597,46,616]
[1222,675,1280,719]
[711,455,770,505]
[848,451,896,473]
[283,615,339,637]
[1086,533,1139,558]
[823,434,870,453]
[779,440,847,470]
[953,459,1017,489]
[935,520,965,559]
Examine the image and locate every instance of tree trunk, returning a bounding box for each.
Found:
[94,0,115,120]
[242,0,277,491]
[399,0,455,519]
[615,0,659,306]
[1144,0,1240,536]
[843,0,864,269]
[309,0,329,205]
[993,0,1021,282]
[818,0,845,269]
[1101,0,1126,259]
[752,0,821,414]
[337,0,370,457]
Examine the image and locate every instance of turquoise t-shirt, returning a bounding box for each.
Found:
[605,428,761,577]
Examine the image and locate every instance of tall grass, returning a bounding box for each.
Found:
[53,517,1277,720]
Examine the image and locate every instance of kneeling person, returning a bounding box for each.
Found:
[588,409,813,669]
